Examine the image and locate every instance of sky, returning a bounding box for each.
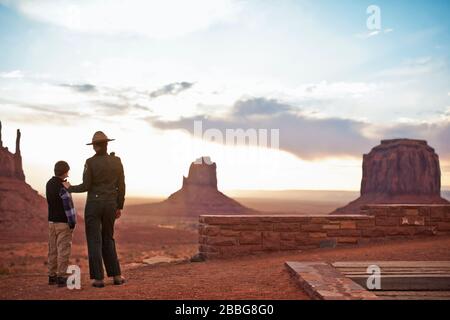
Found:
[0,0,449,197]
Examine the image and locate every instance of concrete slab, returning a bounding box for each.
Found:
[285,261,378,300]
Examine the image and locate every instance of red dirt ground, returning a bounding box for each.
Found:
[1,235,449,300]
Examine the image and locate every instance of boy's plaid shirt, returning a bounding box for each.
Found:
[59,187,77,227]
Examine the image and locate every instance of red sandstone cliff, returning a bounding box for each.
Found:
[332,139,449,215]
[0,121,47,242]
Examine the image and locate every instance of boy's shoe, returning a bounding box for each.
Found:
[113,276,126,285]
[56,276,67,287]
[92,280,105,288]
[49,276,57,285]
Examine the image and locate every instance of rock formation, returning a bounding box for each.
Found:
[332,139,449,214]
[182,157,218,189]
[0,122,25,181]
[0,121,47,241]
[142,157,255,216]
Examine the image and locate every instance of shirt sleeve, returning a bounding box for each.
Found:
[68,161,92,193]
[59,188,77,226]
[117,158,126,210]
[45,181,51,205]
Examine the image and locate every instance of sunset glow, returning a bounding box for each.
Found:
[1,0,449,197]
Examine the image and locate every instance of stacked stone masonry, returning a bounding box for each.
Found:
[198,205,450,259]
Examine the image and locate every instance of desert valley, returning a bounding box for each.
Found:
[1,121,450,299]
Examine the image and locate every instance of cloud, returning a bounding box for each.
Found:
[2,0,240,39]
[0,97,81,116]
[0,87,152,124]
[60,83,97,93]
[375,120,450,158]
[375,57,446,78]
[233,98,292,116]
[355,28,393,39]
[149,97,450,161]
[356,30,380,39]
[0,70,24,79]
[149,82,194,98]
[150,97,375,159]
[93,100,152,115]
[0,97,86,125]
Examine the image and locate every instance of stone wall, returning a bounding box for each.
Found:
[198,205,450,259]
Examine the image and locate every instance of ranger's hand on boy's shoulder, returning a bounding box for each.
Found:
[62,181,71,189]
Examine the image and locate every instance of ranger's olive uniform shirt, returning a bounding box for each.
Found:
[69,153,125,209]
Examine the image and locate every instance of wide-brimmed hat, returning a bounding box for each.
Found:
[86,131,115,145]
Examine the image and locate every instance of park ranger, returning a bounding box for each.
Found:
[64,131,126,288]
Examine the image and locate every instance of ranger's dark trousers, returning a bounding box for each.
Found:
[85,200,121,280]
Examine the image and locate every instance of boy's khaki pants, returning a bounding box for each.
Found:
[48,222,73,277]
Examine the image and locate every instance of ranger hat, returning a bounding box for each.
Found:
[86,131,115,145]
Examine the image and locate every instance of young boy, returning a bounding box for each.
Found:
[46,161,77,287]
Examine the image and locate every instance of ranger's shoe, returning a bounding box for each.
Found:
[92,279,105,288]
[49,276,57,285]
[113,276,126,285]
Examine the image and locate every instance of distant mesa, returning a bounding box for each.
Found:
[182,157,218,190]
[143,157,255,216]
[164,156,255,215]
[0,121,47,241]
[332,139,449,214]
